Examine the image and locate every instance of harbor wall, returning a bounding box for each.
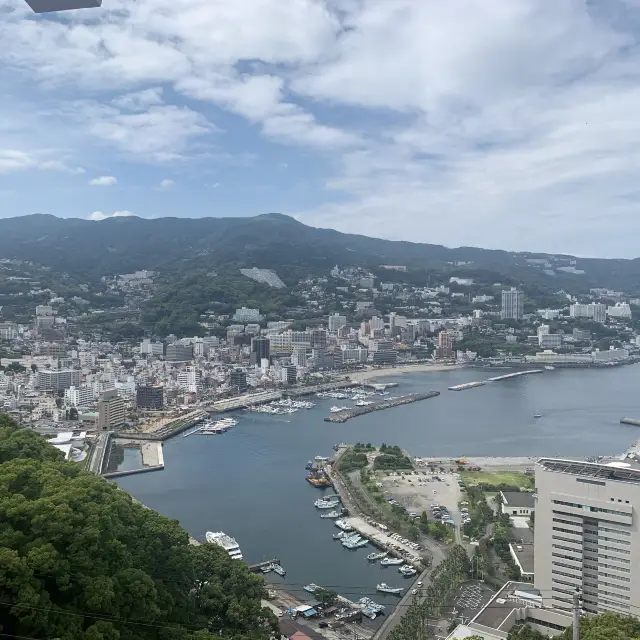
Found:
[102,464,164,479]
[324,391,440,423]
[621,418,640,427]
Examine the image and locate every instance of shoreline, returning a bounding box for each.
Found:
[346,363,465,383]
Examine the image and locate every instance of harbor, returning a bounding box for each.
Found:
[324,391,440,422]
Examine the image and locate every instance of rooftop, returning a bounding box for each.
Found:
[473,582,542,630]
[501,491,535,508]
[511,543,534,576]
[537,456,640,484]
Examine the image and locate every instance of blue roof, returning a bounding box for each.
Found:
[301,608,317,618]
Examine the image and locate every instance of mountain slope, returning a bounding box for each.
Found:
[0,213,639,292]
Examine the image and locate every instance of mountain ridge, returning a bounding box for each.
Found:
[0,213,638,292]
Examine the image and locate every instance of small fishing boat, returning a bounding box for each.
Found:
[303,583,321,593]
[320,510,340,519]
[377,583,404,595]
[367,551,388,561]
[534,414,542,419]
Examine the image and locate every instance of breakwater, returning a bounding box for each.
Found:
[324,391,440,423]
[620,418,640,427]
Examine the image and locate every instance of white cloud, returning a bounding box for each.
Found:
[89,175,117,186]
[3,1,640,254]
[88,210,136,221]
[159,178,174,188]
[0,149,84,175]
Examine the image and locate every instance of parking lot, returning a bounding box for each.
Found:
[376,469,465,536]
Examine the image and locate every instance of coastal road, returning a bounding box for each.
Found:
[87,431,111,475]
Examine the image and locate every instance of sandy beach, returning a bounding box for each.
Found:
[347,362,465,383]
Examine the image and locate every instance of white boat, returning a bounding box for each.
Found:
[315,498,340,509]
[272,564,286,576]
[330,406,349,413]
[380,557,404,566]
[343,538,368,549]
[544,365,555,370]
[205,531,243,561]
[320,510,340,519]
[377,583,404,595]
[355,400,373,407]
[399,565,417,576]
[303,583,321,593]
[367,551,388,561]
[334,519,353,531]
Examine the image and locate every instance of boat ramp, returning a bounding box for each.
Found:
[324,391,440,423]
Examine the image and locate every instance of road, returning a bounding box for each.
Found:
[87,431,111,475]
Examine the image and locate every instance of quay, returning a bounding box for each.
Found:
[248,558,281,573]
[621,418,640,427]
[119,408,209,441]
[324,391,440,423]
[101,438,165,478]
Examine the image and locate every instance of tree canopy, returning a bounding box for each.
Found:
[508,613,640,640]
[0,413,276,640]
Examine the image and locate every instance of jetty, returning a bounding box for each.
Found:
[621,418,640,427]
[324,391,440,423]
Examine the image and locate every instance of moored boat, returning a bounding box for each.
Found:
[303,583,321,593]
[205,531,243,561]
[377,583,404,595]
[272,564,286,577]
[315,497,340,509]
[367,551,388,561]
[380,557,404,566]
[320,510,340,519]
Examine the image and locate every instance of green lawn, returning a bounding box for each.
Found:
[460,470,534,489]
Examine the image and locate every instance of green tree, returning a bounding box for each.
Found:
[314,588,338,607]
[0,413,277,640]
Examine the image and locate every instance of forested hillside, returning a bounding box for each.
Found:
[0,413,276,640]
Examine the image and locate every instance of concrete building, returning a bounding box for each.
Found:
[165,343,193,362]
[607,303,632,319]
[501,288,524,321]
[37,369,81,392]
[328,313,347,332]
[64,385,93,408]
[281,364,297,385]
[140,339,164,356]
[539,333,562,349]
[177,367,202,394]
[369,339,397,365]
[445,582,571,639]
[436,330,454,359]
[570,303,606,323]
[250,337,270,366]
[291,346,308,368]
[572,329,591,341]
[136,384,164,410]
[98,389,125,430]
[535,456,640,615]
[233,307,262,322]
[229,369,248,394]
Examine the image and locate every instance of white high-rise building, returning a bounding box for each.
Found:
[233,307,262,323]
[607,303,632,319]
[177,367,202,393]
[535,456,640,616]
[139,339,164,356]
[369,316,384,331]
[328,313,347,332]
[64,385,94,407]
[501,288,524,320]
[569,303,606,323]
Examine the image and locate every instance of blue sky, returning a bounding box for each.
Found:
[2,0,640,257]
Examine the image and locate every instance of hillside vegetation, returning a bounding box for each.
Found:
[0,413,276,640]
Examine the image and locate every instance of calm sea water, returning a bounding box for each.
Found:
[114,365,640,611]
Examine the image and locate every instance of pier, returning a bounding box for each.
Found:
[621,418,640,427]
[324,391,440,423]
[248,558,280,573]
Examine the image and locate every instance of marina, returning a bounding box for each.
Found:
[324,391,440,423]
[114,365,640,628]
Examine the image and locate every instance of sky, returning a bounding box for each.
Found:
[2,0,640,258]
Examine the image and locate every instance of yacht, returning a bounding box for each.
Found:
[399,565,417,577]
[380,557,404,566]
[315,497,340,509]
[377,583,404,595]
[355,400,373,407]
[367,551,388,561]
[205,531,243,561]
[343,538,368,549]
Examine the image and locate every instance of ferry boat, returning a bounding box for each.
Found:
[320,510,340,519]
[205,531,243,561]
[367,551,388,561]
[272,564,286,577]
[315,497,340,509]
[377,583,404,595]
[303,583,321,593]
[399,565,417,577]
[380,557,404,566]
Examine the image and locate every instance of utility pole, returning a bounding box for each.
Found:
[573,587,581,640]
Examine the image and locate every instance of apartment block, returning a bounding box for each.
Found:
[535,457,640,615]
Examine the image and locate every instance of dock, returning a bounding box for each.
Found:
[621,418,640,427]
[324,391,440,423]
[248,558,280,573]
